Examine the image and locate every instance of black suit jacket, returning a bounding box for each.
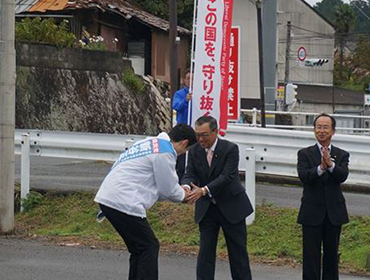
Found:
[297,144,350,226]
[182,138,253,224]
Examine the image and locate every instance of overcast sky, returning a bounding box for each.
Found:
[304,0,351,6]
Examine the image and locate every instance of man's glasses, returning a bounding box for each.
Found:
[195,131,215,138]
[315,125,331,131]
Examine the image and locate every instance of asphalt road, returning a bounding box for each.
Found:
[1,237,368,280]
[15,156,370,216]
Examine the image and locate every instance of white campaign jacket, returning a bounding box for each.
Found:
[94,132,185,218]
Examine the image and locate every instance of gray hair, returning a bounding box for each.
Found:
[195,116,218,131]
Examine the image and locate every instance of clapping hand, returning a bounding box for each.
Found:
[320,146,333,170]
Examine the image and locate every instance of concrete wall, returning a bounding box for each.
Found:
[15,67,172,135]
[233,0,260,100]
[15,42,172,135]
[277,0,335,86]
[16,42,132,73]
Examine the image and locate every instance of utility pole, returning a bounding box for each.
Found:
[0,0,16,233]
[284,21,292,110]
[256,0,266,127]
[262,0,277,125]
[169,0,178,127]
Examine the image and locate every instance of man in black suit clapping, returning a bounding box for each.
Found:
[297,113,350,280]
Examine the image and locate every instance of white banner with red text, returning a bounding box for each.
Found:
[190,0,234,135]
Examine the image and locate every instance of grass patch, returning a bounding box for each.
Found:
[13,192,370,274]
[22,191,45,212]
[122,69,145,94]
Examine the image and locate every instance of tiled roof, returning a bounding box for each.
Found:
[15,0,191,35]
[15,0,39,13]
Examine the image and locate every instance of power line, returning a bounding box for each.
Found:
[351,1,370,23]
[291,23,370,38]
[290,24,335,38]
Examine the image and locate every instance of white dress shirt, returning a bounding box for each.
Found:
[94,132,185,218]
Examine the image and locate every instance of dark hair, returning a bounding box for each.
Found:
[195,116,218,131]
[168,123,197,147]
[313,113,336,130]
[184,68,191,77]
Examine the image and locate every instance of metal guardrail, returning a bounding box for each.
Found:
[14,129,257,224]
[238,108,370,134]
[15,130,145,161]
[15,130,147,211]
[224,125,370,187]
[16,127,370,188]
[14,127,370,218]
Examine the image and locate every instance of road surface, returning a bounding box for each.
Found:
[0,237,368,280]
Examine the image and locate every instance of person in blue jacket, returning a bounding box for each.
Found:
[173,69,192,125]
[172,69,192,180]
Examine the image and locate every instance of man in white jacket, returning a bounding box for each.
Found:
[94,123,196,280]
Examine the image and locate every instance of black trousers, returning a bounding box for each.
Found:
[302,215,342,280]
[197,204,252,280]
[100,204,159,280]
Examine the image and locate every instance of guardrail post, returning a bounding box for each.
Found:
[252,108,258,127]
[245,148,256,225]
[21,133,30,212]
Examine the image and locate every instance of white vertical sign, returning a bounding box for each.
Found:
[190,0,234,135]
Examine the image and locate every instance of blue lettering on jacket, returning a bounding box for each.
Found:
[111,138,175,170]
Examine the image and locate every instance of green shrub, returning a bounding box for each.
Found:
[22,191,45,212]
[15,18,76,47]
[122,70,145,94]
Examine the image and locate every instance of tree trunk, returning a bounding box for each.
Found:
[339,36,344,81]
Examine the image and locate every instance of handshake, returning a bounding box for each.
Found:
[182,182,207,204]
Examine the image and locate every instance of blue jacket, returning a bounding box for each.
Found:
[172,86,189,124]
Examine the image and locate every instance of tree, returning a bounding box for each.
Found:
[350,0,370,34]
[333,36,370,86]
[314,0,344,23]
[352,36,370,81]
[334,4,355,81]
[315,0,370,34]
[129,0,194,30]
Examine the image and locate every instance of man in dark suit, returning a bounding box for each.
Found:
[297,113,350,280]
[183,116,253,280]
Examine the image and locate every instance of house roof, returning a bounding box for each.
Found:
[296,84,364,106]
[15,0,191,35]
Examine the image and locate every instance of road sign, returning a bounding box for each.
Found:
[365,94,370,106]
[297,46,307,61]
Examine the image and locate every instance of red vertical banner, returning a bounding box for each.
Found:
[218,0,233,135]
[227,26,240,121]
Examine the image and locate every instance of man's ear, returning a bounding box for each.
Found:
[181,139,189,148]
